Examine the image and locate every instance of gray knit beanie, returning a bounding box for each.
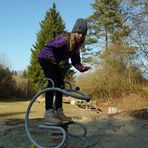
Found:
[72,18,88,35]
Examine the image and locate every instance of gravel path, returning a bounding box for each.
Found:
[0,106,148,148]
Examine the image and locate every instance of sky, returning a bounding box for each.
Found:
[0,0,93,71]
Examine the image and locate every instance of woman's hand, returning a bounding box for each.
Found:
[75,64,91,72]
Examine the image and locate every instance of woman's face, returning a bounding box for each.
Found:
[75,32,85,44]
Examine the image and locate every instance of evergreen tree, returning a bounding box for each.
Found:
[87,0,130,50]
[27,3,73,90]
[82,0,132,69]
[0,65,15,98]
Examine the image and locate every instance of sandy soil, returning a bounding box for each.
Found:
[0,105,148,148]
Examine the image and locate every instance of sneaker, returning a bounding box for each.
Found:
[56,108,72,121]
[44,109,62,125]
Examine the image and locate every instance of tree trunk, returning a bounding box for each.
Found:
[105,29,108,52]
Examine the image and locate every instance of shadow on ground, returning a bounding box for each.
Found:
[0,109,148,148]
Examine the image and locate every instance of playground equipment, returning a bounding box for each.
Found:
[25,78,90,148]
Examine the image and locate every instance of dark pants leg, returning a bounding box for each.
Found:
[38,58,64,110]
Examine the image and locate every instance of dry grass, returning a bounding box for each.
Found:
[0,101,29,120]
[0,92,147,121]
[0,100,91,121]
[96,93,148,114]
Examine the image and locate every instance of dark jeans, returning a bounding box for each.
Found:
[38,58,64,110]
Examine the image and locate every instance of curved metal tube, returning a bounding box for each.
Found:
[25,87,90,148]
[68,121,87,138]
[67,121,88,148]
[25,91,66,148]
[40,78,55,90]
[38,88,90,101]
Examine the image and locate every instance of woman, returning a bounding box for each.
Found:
[38,18,90,125]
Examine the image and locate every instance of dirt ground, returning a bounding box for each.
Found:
[0,100,148,148]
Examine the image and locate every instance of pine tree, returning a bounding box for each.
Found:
[82,0,132,68]
[87,0,130,50]
[27,3,73,90]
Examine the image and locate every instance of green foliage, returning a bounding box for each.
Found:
[86,0,130,49]
[0,65,36,99]
[83,0,131,66]
[27,3,74,90]
[0,65,15,98]
[59,60,75,79]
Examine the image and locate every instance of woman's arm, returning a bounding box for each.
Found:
[71,51,90,72]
